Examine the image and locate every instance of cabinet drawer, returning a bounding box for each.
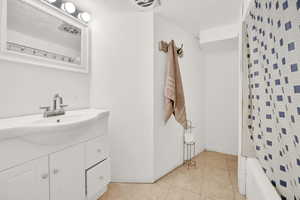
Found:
[86,160,110,199]
[86,136,108,168]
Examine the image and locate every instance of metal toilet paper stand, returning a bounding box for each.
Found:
[183,120,196,168]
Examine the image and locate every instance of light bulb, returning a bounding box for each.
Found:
[61,2,76,14]
[45,0,57,3]
[78,12,91,23]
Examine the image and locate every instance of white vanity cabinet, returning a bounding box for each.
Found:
[0,109,110,200]
[0,138,109,200]
[50,144,85,200]
[0,157,49,200]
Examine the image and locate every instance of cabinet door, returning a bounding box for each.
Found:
[50,144,85,200]
[86,160,110,199]
[0,157,49,200]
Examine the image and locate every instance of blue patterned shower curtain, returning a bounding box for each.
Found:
[242,0,300,199]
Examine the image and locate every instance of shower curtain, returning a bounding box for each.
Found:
[242,0,300,199]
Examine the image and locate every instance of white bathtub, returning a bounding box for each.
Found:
[245,158,281,200]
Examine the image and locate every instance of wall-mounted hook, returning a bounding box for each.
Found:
[177,44,184,57]
[159,40,184,58]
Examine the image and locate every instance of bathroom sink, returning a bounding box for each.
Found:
[29,110,101,127]
[32,115,83,125]
[0,109,109,141]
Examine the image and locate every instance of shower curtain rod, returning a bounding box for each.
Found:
[159,40,184,58]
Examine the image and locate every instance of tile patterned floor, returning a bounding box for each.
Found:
[99,151,246,200]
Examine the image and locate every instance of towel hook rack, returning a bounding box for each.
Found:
[159,40,184,58]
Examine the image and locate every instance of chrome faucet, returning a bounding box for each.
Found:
[40,94,68,118]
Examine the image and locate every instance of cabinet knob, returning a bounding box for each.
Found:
[53,169,59,174]
[41,173,49,179]
[97,149,102,153]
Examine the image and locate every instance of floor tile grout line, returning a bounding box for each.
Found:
[99,152,244,200]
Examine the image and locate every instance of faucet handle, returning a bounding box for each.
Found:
[40,106,50,111]
[60,104,68,110]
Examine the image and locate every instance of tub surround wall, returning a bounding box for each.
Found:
[246,158,281,200]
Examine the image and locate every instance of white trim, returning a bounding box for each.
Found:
[238,156,247,194]
[242,0,255,22]
[238,0,246,195]
[0,0,90,73]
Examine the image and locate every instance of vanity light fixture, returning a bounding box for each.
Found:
[61,2,76,14]
[77,12,91,23]
[43,0,91,24]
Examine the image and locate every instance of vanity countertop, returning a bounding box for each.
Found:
[0,109,109,131]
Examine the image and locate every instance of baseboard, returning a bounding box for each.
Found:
[86,185,107,200]
[111,148,205,184]
[111,176,155,183]
[204,148,238,156]
[154,148,205,182]
[154,160,182,182]
[238,156,247,195]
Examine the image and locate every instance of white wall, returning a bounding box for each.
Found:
[203,38,239,155]
[90,12,205,182]
[90,11,155,183]
[0,60,89,118]
[153,14,205,180]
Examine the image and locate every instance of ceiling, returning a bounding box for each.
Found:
[158,0,242,35]
[7,0,242,42]
[91,0,242,35]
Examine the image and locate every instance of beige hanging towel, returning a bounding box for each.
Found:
[164,40,187,129]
